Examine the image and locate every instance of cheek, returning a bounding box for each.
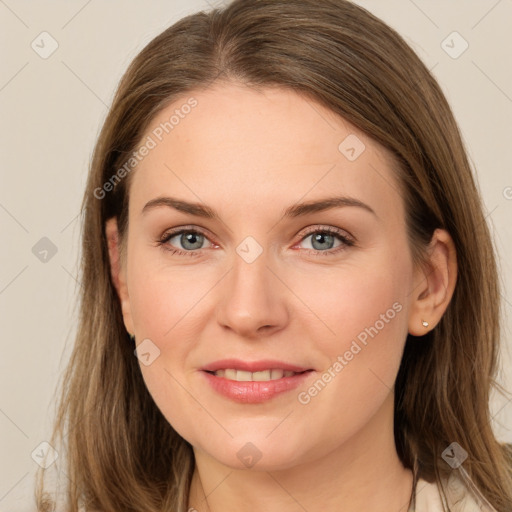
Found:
[293,255,409,351]
[126,248,213,339]
[128,277,177,337]
[294,252,411,403]
[290,264,409,453]
[125,252,218,436]
[126,267,201,438]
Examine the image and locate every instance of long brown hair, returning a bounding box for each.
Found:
[36,0,512,510]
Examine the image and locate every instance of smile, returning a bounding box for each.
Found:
[207,368,303,381]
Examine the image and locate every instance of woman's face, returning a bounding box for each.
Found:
[114,82,421,470]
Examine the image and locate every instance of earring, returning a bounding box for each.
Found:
[129,333,135,341]
[421,320,429,328]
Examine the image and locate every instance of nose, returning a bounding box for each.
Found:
[215,246,289,338]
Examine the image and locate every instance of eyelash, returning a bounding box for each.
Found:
[157,225,355,257]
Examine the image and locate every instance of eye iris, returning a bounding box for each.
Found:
[311,232,335,250]
[181,232,203,250]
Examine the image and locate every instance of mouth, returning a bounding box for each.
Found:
[200,359,315,403]
[204,368,312,382]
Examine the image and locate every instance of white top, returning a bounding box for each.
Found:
[411,474,489,511]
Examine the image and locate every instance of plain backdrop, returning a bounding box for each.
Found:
[1,1,511,509]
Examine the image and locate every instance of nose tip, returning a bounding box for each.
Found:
[215,253,289,338]
[219,302,281,338]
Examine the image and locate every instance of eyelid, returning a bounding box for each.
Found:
[158,225,216,249]
[296,225,354,243]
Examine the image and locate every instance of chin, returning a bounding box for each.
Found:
[192,434,315,472]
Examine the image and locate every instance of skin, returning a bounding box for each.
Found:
[106,82,457,512]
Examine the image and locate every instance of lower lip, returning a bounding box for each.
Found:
[201,370,314,403]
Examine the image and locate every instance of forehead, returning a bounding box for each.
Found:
[129,82,404,225]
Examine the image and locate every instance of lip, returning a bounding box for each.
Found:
[200,360,315,404]
[201,358,312,373]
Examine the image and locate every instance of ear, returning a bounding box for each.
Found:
[105,217,134,336]
[408,228,457,336]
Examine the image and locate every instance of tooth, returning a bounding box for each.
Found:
[270,369,284,380]
[236,370,253,381]
[224,369,237,380]
[252,370,272,381]
[215,368,296,381]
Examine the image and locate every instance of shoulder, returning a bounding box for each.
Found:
[413,473,484,512]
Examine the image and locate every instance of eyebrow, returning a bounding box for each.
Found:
[141,195,377,219]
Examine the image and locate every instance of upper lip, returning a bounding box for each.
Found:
[202,359,313,373]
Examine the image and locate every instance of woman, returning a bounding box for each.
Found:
[36,0,512,510]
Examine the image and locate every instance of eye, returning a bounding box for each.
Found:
[158,228,214,256]
[296,227,354,255]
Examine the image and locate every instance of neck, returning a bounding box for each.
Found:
[188,391,413,512]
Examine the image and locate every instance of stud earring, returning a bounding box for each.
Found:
[129,333,135,341]
[421,320,429,328]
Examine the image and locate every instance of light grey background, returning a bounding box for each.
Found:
[1,1,511,509]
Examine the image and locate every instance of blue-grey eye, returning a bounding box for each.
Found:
[300,232,343,251]
[168,231,207,250]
